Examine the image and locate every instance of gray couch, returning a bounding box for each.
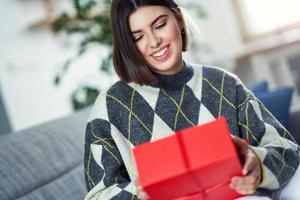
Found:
[0,108,90,200]
[0,106,299,200]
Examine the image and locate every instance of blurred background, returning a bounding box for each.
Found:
[1,0,300,135]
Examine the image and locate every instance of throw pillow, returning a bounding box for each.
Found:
[250,81,269,95]
[255,87,294,129]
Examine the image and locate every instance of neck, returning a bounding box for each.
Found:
[152,60,184,75]
[150,61,193,90]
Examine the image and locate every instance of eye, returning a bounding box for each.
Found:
[155,22,166,29]
[134,35,143,42]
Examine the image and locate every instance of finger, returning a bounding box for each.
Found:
[230,176,243,190]
[243,151,257,175]
[246,166,262,187]
[231,178,256,195]
[242,163,261,186]
[238,186,256,195]
[137,191,149,200]
[137,191,148,200]
[231,170,260,195]
[231,174,255,188]
[243,172,259,185]
[232,136,249,166]
[137,186,149,200]
[240,176,260,195]
[232,136,248,157]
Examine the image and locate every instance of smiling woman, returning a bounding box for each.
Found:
[128,6,184,75]
[83,0,300,200]
[110,0,189,85]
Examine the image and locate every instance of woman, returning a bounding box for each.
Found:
[84,0,300,199]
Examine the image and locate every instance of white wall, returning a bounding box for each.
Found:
[196,0,244,59]
[0,0,246,132]
[1,0,296,131]
[177,0,245,71]
[0,0,113,131]
[195,0,300,107]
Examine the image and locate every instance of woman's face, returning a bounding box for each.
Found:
[129,6,183,75]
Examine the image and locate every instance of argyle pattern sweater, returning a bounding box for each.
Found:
[84,63,300,200]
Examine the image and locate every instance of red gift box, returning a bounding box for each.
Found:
[132,117,244,200]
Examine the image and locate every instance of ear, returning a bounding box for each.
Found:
[177,20,184,33]
[177,18,183,30]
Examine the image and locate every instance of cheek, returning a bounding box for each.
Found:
[136,41,147,57]
[165,23,182,43]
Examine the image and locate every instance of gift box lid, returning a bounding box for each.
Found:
[133,134,186,186]
[133,132,201,199]
[179,117,242,188]
[133,117,243,200]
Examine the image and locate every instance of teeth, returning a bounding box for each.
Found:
[153,47,167,57]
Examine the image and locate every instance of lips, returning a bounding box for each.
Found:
[150,44,170,61]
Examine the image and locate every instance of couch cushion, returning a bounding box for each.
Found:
[278,165,300,200]
[250,81,293,129]
[0,107,90,200]
[250,81,268,94]
[289,107,300,144]
[255,87,293,129]
[16,164,86,200]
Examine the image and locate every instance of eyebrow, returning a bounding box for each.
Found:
[131,14,168,34]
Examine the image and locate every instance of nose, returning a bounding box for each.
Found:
[148,33,162,48]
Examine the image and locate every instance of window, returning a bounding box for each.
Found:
[233,0,300,42]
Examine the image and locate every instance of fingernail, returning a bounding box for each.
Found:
[231,183,237,188]
[243,169,247,175]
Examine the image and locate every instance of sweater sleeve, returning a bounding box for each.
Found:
[236,80,300,190]
[84,95,138,200]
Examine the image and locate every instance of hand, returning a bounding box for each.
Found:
[135,180,149,200]
[230,136,262,195]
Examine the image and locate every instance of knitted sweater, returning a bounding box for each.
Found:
[84,63,300,200]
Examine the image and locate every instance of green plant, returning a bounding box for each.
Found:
[52,0,112,110]
[52,0,207,111]
[52,0,112,83]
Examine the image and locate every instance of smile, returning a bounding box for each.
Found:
[151,45,170,61]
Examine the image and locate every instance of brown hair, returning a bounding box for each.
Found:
[110,0,189,85]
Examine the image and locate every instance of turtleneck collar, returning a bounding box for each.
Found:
[150,61,194,90]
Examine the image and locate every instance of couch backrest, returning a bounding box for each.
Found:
[1,105,298,200]
[0,107,90,200]
[0,88,11,136]
[289,106,300,145]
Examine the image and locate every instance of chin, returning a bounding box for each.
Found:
[150,57,180,74]
[151,64,173,74]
